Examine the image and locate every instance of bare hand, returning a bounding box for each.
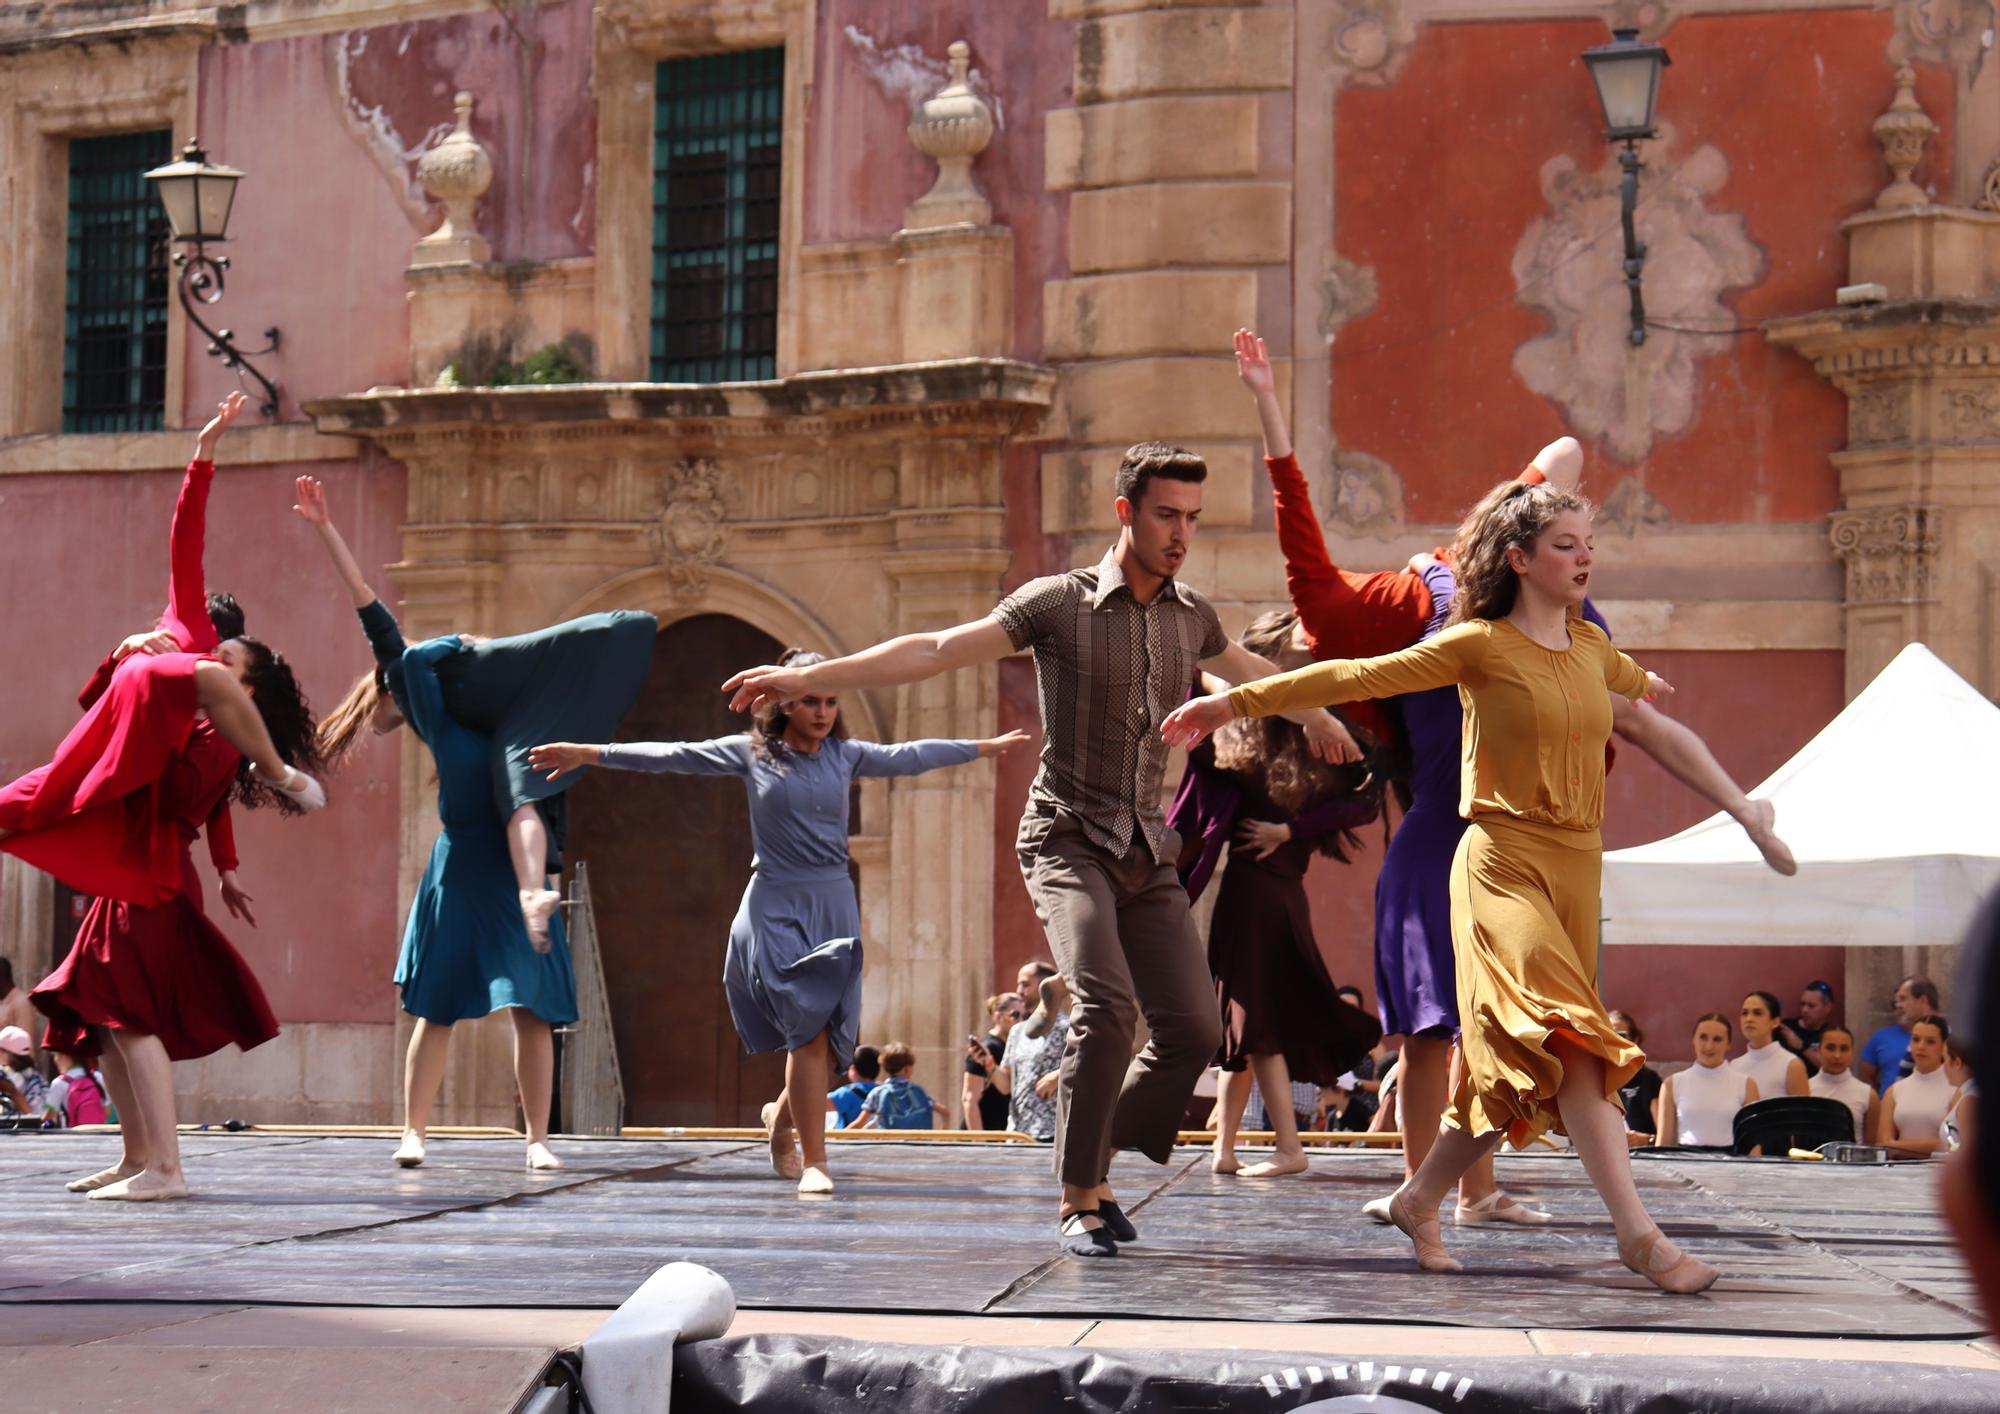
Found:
[966,1039,995,1071]
[1302,710,1360,764]
[1160,693,1236,751]
[1643,672,1674,703]
[527,742,599,781]
[114,630,180,661]
[1234,818,1292,860]
[1233,328,1276,398]
[292,475,329,526]
[723,664,809,713]
[1033,1071,1060,1101]
[977,729,1033,758]
[218,870,257,928]
[195,391,249,457]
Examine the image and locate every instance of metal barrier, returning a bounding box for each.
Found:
[558,861,626,1135]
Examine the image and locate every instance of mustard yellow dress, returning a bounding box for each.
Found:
[1230,616,1651,1147]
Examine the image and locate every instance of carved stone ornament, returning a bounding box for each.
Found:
[1829,504,1942,605]
[412,91,494,267]
[1325,448,1405,536]
[1872,65,1936,211]
[1318,253,1380,336]
[1325,0,1418,89]
[905,41,996,229]
[1979,159,2000,213]
[1888,0,1996,72]
[1941,384,2000,444]
[657,458,729,600]
[1846,382,1910,446]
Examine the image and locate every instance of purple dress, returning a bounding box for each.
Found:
[1372,567,1611,1037]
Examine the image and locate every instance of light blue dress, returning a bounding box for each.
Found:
[597,734,978,1066]
[393,637,579,1026]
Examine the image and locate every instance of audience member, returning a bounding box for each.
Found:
[1659,1013,1757,1148]
[1015,961,1061,1038]
[1014,959,1054,1006]
[1942,1035,1975,1154]
[1734,990,1809,1099]
[856,1041,947,1130]
[0,959,36,1049]
[1942,889,1999,1326]
[994,972,1070,1140]
[43,1051,109,1129]
[963,992,1025,1130]
[1878,1016,1958,1157]
[827,1045,882,1130]
[1808,1025,1878,1144]
[1861,975,1943,1094]
[1778,979,1837,1074]
[1609,1010,1661,1145]
[0,1026,45,1118]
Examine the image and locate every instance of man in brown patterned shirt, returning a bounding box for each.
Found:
[728,442,1355,1256]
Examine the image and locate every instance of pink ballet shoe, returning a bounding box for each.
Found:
[1618,1229,1719,1295]
[1387,1189,1462,1274]
[1455,1191,1554,1226]
[761,1101,803,1181]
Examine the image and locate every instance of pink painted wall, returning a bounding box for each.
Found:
[0,453,408,1024]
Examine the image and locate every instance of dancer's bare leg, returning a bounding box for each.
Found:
[1239,1053,1309,1177]
[1398,1033,1450,1182]
[506,805,561,946]
[66,1028,145,1191]
[90,1030,187,1201]
[1547,1035,1716,1293]
[1211,1067,1252,1173]
[512,1009,560,1170]
[397,1018,452,1167]
[788,1030,834,1195]
[1388,1122,1504,1272]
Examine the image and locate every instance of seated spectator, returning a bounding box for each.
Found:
[1659,1013,1758,1147]
[827,1045,881,1130]
[44,1051,109,1129]
[1943,888,2000,1324]
[1942,1035,1975,1154]
[1610,1010,1661,1145]
[855,1041,947,1130]
[995,972,1070,1140]
[1808,1025,1878,1144]
[1733,991,1809,1098]
[0,1026,45,1119]
[1879,1016,1958,1157]
[1861,975,1943,1094]
[1778,979,1837,1074]
[963,992,1024,1130]
[1323,1081,1370,1132]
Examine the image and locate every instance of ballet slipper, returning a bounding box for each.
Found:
[761,1101,802,1181]
[257,764,326,812]
[525,1141,563,1171]
[1058,1209,1118,1258]
[1238,1151,1309,1179]
[89,1170,189,1202]
[797,1165,835,1197]
[520,889,561,951]
[66,1162,143,1193]
[1454,1190,1554,1226]
[1361,1193,1395,1225]
[1097,1198,1139,1244]
[393,1132,426,1168]
[1618,1229,1719,1295]
[1386,1189,1462,1274]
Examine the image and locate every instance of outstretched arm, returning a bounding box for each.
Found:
[1609,698,1796,875]
[724,619,1013,714]
[1202,638,1361,763]
[845,730,1030,779]
[293,476,379,611]
[164,392,249,652]
[530,737,752,781]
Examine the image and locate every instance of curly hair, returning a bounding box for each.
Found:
[749,648,848,764]
[1447,479,1594,625]
[227,638,326,814]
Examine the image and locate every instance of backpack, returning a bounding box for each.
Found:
[62,1072,107,1128]
[873,1078,933,1130]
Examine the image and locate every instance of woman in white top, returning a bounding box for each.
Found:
[1878,1016,1958,1156]
[1807,1026,1878,1144]
[1660,1013,1759,1148]
[1732,991,1808,1098]
[1939,1034,1974,1154]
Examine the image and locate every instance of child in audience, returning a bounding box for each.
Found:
[855,1042,948,1130]
[827,1045,881,1130]
[44,1051,110,1129]
[1808,1025,1877,1144]
[0,1027,45,1119]
[1659,1013,1757,1148]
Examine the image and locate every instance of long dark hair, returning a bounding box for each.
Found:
[228,638,326,814]
[749,648,848,764]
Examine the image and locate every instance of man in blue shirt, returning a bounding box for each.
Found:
[1859,976,1941,1095]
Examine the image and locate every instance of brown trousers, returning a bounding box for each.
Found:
[1016,810,1221,1187]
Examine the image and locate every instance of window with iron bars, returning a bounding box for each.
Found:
[64,130,172,433]
[652,49,783,383]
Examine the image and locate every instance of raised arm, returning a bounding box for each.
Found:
[161,393,249,652]
[293,475,381,612]
[724,618,1013,713]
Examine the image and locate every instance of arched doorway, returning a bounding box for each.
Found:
[566,613,788,1126]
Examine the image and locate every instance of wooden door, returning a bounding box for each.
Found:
[565,614,788,1127]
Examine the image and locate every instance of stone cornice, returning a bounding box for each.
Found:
[1762,298,2000,377]
[0,5,217,56]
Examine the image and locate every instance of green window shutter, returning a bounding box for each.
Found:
[63,130,172,433]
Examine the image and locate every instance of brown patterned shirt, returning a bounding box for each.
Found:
[991,551,1229,862]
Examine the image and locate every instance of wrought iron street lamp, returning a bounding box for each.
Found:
[143,140,282,416]
[1581,28,1671,346]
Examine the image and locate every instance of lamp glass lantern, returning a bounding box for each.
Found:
[1581,28,1671,141]
[142,141,243,244]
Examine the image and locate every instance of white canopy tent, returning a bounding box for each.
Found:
[1602,643,2000,949]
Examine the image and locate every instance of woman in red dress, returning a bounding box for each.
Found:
[0,393,326,1202]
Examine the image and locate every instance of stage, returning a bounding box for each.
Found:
[3,1131,1994,1411]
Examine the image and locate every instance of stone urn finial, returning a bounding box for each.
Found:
[412,90,494,266]
[1873,65,1936,211]
[904,41,995,229]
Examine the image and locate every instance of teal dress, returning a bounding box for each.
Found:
[393,637,578,1026]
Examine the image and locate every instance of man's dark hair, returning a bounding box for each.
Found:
[1024,961,1057,984]
[850,1045,880,1082]
[1905,975,1942,1008]
[207,592,245,642]
[1114,442,1207,509]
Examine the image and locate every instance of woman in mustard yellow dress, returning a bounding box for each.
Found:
[1163,479,1718,1295]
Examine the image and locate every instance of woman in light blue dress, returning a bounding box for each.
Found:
[532,650,1026,1196]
